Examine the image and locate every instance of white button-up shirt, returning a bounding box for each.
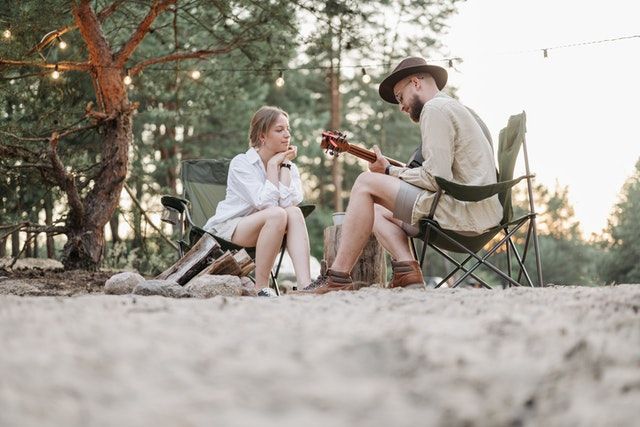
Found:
[203,147,304,231]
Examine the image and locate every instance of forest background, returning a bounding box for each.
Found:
[1,0,638,285]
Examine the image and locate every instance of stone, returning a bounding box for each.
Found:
[240,276,257,297]
[104,272,146,295]
[132,279,189,298]
[185,275,243,298]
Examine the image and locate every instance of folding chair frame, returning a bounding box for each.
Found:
[410,112,544,289]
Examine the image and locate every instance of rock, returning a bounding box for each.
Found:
[132,279,189,298]
[0,280,44,296]
[185,275,243,298]
[240,276,257,297]
[104,272,146,295]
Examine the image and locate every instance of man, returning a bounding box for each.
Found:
[305,56,502,294]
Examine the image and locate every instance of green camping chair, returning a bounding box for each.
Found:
[160,158,315,295]
[410,111,544,289]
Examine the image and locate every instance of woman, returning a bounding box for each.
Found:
[203,106,312,296]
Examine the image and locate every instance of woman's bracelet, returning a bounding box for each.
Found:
[281,162,292,169]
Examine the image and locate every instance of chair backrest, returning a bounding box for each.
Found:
[180,159,231,227]
[497,111,527,224]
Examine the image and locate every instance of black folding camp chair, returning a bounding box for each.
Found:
[160,159,315,295]
[410,111,544,289]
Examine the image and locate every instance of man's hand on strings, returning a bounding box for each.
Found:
[369,145,390,174]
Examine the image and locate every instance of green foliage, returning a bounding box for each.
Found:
[598,159,640,284]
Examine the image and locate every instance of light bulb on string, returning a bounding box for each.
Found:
[51,64,60,80]
[361,67,371,83]
[190,70,201,79]
[275,71,285,87]
[448,59,454,68]
[123,69,132,85]
[543,49,548,59]
[57,36,67,49]
[3,28,11,39]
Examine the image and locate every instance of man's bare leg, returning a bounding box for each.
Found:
[372,204,414,261]
[331,172,402,273]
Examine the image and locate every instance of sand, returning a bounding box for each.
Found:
[1,285,639,427]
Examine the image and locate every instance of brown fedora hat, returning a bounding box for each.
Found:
[378,57,448,104]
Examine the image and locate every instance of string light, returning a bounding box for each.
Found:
[2,28,11,39]
[361,67,371,83]
[275,70,284,87]
[51,64,60,80]
[57,36,67,49]
[448,59,454,68]
[123,69,132,85]
[543,49,548,58]
[190,70,201,79]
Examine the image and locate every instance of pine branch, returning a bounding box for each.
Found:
[116,0,177,66]
[27,0,127,55]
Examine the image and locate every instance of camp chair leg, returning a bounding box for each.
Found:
[273,241,287,279]
[270,271,280,296]
[429,245,493,289]
[504,229,512,289]
[419,223,435,268]
[410,237,419,261]
[507,234,535,287]
[433,222,529,288]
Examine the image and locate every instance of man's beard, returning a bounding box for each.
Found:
[409,95,424,123]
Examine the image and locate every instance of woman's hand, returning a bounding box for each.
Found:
[284,146,297,162]
[268,151,289,168]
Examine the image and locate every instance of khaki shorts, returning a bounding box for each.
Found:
[208,216,243,241]
[393,180,423,237]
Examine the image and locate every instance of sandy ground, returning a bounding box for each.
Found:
[1,285,639,427]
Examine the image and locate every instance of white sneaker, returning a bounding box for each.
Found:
[257,287,278,297]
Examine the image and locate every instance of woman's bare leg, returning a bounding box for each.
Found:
[231,207,287,288]
[283,206,312,288]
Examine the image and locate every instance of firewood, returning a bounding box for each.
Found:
[155,234,222,285]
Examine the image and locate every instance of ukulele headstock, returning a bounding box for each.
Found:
[320,130,350,157]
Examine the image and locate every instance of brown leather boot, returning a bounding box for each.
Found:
[389,260,425,288]
[301,269,355,294]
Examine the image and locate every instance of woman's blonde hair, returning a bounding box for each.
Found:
[248,106,289,148]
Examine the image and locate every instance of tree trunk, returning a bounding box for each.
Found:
[61,3,133,270]
[44,192,55,258]
[329,65,343,212]
[323,224,386,286]
[11,230,20,257]
[0,237,6,257]
[109,208,120,246]
[61,110,132,270]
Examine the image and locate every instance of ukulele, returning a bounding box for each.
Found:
[320,131,405,167]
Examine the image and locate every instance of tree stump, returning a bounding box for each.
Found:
[323,225,386,286]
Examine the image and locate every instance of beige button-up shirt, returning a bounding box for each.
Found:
[389,93,503,234]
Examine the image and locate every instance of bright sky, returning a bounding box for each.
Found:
[441,0,640,237]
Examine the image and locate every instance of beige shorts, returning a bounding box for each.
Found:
[207,216,243,241]
[393,180,423,237]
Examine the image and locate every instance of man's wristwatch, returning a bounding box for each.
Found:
[281,162,292,169]
[384,164,391,175]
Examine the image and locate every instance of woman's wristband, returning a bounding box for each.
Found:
[281,162,292,169]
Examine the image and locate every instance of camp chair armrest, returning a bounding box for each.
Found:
[161,195,189,213]
[298,204,316,218]
[434,175,530,202]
